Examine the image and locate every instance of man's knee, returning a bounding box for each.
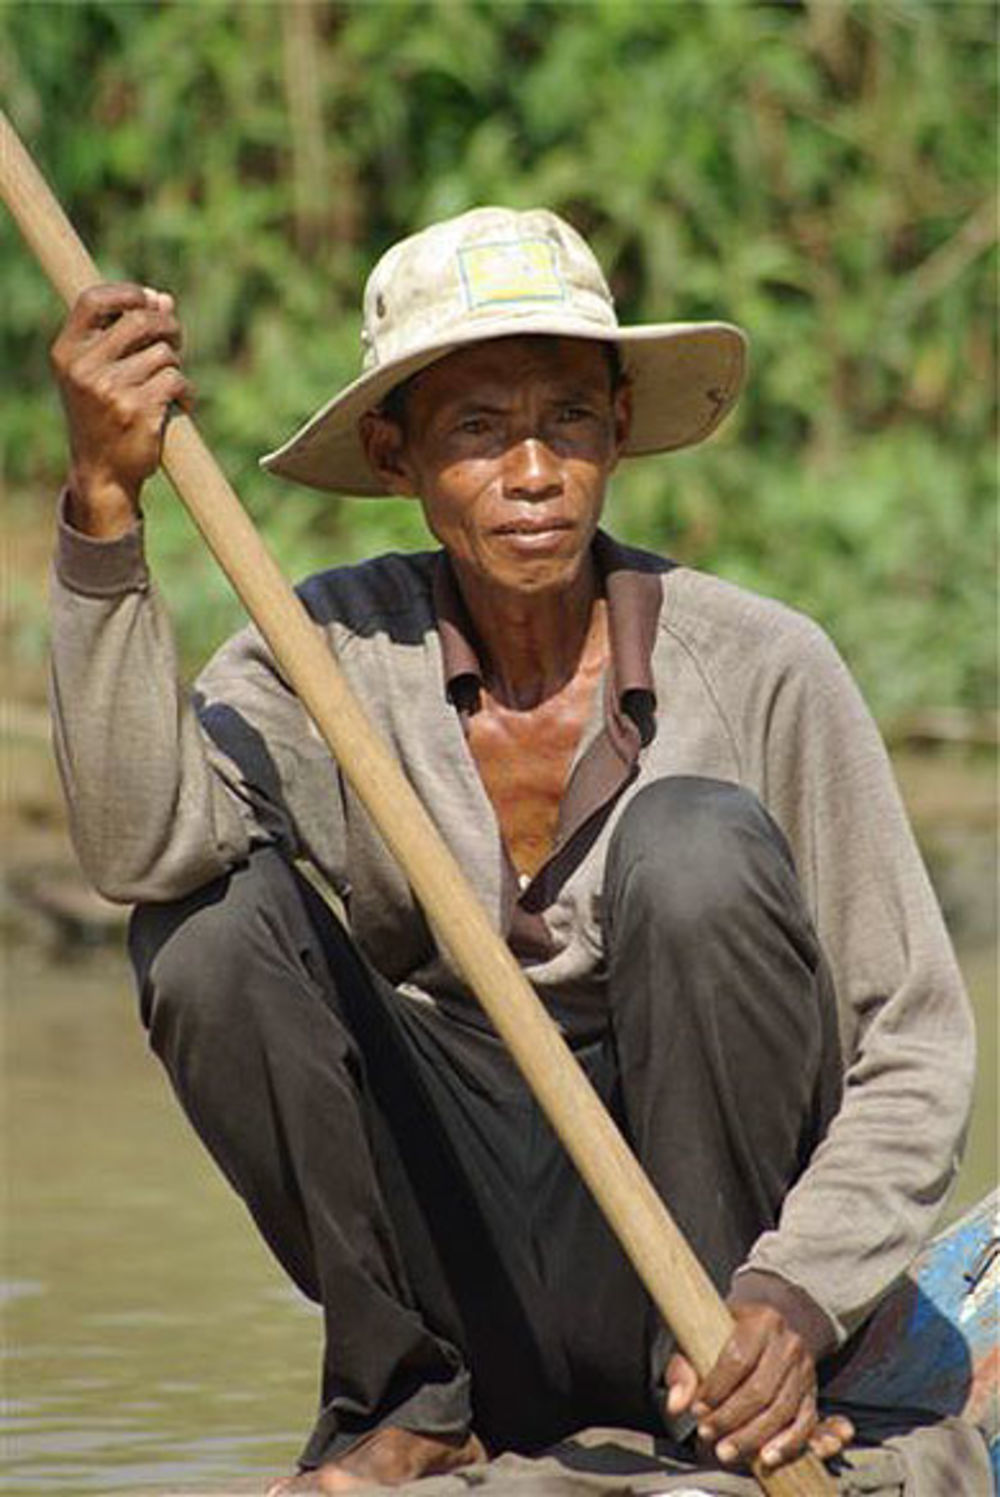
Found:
[604,778,841,1195]
[605,776,799,935]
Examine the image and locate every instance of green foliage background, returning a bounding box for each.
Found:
[2,0,996,719]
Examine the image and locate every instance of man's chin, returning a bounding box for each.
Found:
[474,543,596,599]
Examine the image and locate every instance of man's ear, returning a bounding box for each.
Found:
[358,410,418,496]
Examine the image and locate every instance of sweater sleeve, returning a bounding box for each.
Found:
[730,618,976,1349]
[49,495,302,902]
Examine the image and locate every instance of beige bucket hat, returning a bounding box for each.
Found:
[261,206,748,497]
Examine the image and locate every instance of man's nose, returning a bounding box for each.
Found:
[502,436,562,500]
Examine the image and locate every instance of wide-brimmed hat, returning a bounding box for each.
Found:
[261,206,748,497]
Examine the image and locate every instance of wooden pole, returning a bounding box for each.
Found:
[0,109,836,1497]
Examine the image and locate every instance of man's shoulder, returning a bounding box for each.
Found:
[661,565,832,663]
[295,548,440,641]
[654,568,869,751]
[598,531,840,680]
[600,534,825,641]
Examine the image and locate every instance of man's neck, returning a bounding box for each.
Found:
[455,557,607,710]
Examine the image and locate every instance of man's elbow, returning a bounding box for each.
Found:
[74,832,233,908]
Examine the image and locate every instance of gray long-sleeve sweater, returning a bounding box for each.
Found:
[49,508,975,1360]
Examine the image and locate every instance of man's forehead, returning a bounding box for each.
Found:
[408,334,615,404]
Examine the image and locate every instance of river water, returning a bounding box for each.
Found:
[2,817,996,1495]
[3,952,321,1494]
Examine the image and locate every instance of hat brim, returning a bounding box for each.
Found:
[259,318,747,497]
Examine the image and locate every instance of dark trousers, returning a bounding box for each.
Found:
[128,777,842,1467]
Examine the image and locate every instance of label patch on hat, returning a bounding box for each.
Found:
[458,239,566,309]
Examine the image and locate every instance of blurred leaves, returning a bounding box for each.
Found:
[1,0,995,716]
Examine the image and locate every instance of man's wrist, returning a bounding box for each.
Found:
[55,487,148,596]
[66,466,141,539]
[728,1269,839,1363]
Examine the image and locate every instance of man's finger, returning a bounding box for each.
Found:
[756,1391,819,1468]
[134,365,193,439]
[57,285,180,362]
[707,1364,809,1463]
[664,1353,698,1416]
[157,371,195,426]
[696,1332,793,1439]
[716,1395,815,1469]
[808,1413,855,1460]
[53,297,182,401]
[83,303,182,363]
[106,337,185,391]
[695,1308,777,1407]
[142,285,175,315]
[62,281,153,334]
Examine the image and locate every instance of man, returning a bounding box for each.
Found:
[49,208,976,1493]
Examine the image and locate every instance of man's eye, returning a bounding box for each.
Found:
[456,416,489,435]
[558,406,592,423]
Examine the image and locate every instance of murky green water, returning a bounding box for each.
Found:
[3,926,996,1495]
[2,952,321,1494]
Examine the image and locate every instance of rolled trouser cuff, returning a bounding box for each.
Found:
[299,1364,474,1467]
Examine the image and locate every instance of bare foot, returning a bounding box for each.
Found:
[266,1427,487,1493]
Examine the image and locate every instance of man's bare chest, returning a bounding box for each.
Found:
[466,674,601,880]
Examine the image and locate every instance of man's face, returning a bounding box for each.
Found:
[364,336,631,598]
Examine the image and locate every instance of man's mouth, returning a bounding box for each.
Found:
[493,517,573,536]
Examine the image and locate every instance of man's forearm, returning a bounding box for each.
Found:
[50,497,249,901]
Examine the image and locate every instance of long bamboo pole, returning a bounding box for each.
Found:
[0,110,836,1497]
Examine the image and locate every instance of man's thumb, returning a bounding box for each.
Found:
[665,1353,698,1416]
